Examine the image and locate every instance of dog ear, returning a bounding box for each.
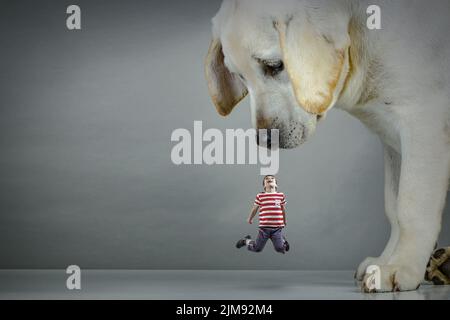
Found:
[205,38,248,116]
[274,15,350,115]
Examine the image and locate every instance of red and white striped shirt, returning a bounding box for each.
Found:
[254,192,286,228]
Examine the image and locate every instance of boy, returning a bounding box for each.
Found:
[236,175,290,254]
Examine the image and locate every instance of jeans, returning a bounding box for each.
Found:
[247,227,287,254]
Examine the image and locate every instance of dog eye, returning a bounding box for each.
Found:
[262,60,284,77]
[252,56,285,78]
[261,60,284,77]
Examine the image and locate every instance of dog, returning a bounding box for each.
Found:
[205,0,450,292]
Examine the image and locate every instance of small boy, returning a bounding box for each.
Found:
[236,175,290,254]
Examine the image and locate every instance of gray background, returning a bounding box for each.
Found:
[0,0,448,270]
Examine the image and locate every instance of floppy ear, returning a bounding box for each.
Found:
[205,39,248,116]
[274,16,350,115]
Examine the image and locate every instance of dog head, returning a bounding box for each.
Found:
[205,0,353,149]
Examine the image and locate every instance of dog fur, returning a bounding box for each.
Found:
[205,0,450,292]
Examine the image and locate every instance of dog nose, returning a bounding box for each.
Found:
[256,129,272,149]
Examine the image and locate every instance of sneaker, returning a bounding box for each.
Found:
[236,235,251,249]
[425,247,450,285]
[284,239,290,252]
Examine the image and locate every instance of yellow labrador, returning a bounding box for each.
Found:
[205,0,450,292]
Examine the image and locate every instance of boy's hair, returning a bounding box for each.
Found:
[262,175,277,191]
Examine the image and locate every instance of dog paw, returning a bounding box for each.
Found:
[355,257,386,281]
[361,264,422,293]
[425,247,450,285]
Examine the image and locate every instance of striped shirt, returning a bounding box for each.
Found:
[254,192,286,228]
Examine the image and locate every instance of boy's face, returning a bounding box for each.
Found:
[264,176,277,190]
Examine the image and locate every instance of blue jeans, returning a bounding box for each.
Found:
[247,227,287,254]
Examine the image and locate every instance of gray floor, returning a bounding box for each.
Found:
[0,270,449,300]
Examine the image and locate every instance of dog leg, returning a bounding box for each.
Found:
[356,145,400,280]
[362,134,450,292]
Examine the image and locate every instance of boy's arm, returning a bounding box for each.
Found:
[248,205,258,224]
[281,194,287,225]
[281,204,286,225]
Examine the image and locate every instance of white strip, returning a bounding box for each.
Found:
[260,204,284,208]
[259,216,283,219]
[260,201,283,205]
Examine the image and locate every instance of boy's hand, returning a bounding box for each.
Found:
[247,218,253,224]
